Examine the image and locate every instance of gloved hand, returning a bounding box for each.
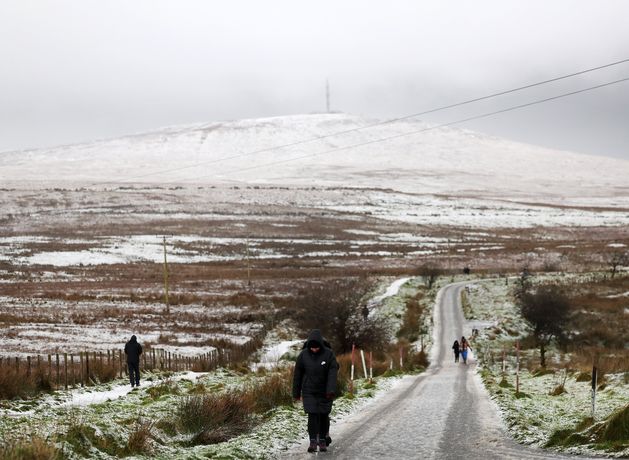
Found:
[325,392,335,400]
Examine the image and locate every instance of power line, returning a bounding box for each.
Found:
[169,76,629,184]
[92,58,629,186]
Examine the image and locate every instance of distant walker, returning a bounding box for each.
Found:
[124,335,143,387]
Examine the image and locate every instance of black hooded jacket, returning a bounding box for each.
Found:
[124,335,143,364]
[292,329,339,414]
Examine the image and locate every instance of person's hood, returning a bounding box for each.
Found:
[130,335,137,343]
[305,329,324,349]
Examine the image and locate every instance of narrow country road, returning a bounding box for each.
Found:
[285,282,599,459]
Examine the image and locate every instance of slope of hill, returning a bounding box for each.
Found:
[1,113,628,205]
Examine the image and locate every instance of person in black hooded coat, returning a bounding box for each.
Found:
[124,335,143,387]
[292,329,339,453]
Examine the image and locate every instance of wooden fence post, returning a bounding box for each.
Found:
[70,354,75,387]
[63,353,68,390]
[48,354,52,382]
[85,352,90,384]
[56,354,60,386]
[27,356,31,377]
[80,352,84,387]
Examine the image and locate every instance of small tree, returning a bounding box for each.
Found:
[607,250,628,279]
[519,285,570,367]
[415,263,442,289]
[294,278,389,354]
[513,266,532,302]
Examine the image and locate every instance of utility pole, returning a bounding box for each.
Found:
[326,79,331,113]
[163,236,170,314]
[245,236,251,287]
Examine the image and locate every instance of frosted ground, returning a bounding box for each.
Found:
[0,277,424,459]
[0,113,627,456]
[462,276,629,458]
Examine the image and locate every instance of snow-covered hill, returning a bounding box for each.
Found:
[2,113,628,204]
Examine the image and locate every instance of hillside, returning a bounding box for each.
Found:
[2,113,628,205]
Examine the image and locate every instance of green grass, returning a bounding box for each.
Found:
[601,404,629,443]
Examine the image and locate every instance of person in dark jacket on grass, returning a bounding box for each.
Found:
[124,335,143,387]
[292,329,339,453]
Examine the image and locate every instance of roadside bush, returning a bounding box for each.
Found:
[178,391,254,445]
[250,369,293,413]
[600,404,629,443]
[294,278,389,354]
[0,436,61,460]
[124,418,156,456]
[398,295,426,343]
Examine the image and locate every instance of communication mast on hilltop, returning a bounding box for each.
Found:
[326,79,331,113]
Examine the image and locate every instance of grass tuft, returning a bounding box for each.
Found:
[178,391,254,445]
[124,418,156,456]
[250,369,294,414]
[601,403,629,443]
[0,436,61,460]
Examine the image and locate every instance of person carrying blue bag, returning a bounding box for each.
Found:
[460,336,471,364]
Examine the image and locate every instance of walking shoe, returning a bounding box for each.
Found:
[325,435,332,446]
[318,440,327,452]
[307,440,317,453]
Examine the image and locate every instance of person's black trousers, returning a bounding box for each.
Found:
[128,361,140,386]
[307,412,330,440]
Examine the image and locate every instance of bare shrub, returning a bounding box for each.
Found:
[0,436,61,460]
[606,250,628,279]
[415,263,442,289]
[0,365,53,399]
[125,418,156,456]
[294,278,389,354]
[395,340,428,371]
[398,294,426,343]
[249,368,293,413]
[88,360,118,384]
[178,391,254,445]
[600,403,629,443]
[228,291,260,307]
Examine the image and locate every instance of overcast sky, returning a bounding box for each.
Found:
[1,0,629,159]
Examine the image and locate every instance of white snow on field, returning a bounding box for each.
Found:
[370,277,411,304]
[251,339,302,371]
[1,232,460,267]
[60,371,206,408]
[605,291,629,298]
